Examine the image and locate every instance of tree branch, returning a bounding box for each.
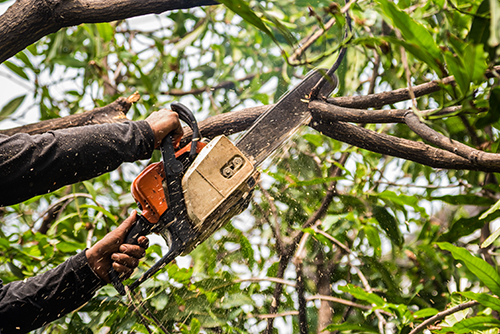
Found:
[408,301,479,334]
[310,112,500,172]
[0,94,137,135]
[234,277,296,288]
[308,101,463,124]
[405,112,500,168]
[0,0,218,63]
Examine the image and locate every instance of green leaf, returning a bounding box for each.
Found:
[413,308,438,319]
[4,60,29,80]
[0,95,26,119]
[7,262,25,279]
[79,205,117,223]
[372,206,403,247]
[435,194,496,206]
[166,263,193,285]
[289,176,341,188]
[376,0,442,70]
[439,211,500,243]
[83,181,97,201]
[388,36,444,76]
[467,0,490,46]
[239,232,255,267]
[363,225,382,257]
[56,241,84,253]
[437,242,500,296]
[434,316,500,334]
[189,318,201,334]
[479,197,500,220]
[174,21,207,51]
[481,224,500,248]
[444,51,468,95]
[338,284,385,306]
[460,291,500,313]
[323,323,378,333]
[217,0,280,47]
[303,133,324,147]
[96,23,114,43]
[464,43,487,84]
[477,86,500,128]
[377,190,424,213]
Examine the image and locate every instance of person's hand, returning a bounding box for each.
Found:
[85,211,149,283]
[145,108,184,148]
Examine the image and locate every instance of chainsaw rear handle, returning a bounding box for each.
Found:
[108,134,179,295]
[109,102,200,296]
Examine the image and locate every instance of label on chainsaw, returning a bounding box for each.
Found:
[236,69,337,166]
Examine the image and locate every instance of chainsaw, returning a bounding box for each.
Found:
[109,69,338,295]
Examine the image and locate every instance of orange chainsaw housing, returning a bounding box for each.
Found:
[131,141,206,224]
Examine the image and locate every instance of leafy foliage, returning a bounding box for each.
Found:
[1,0,500,333]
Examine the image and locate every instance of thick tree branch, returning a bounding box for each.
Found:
[4,96,500,173]
[0,0,218,63]
[308,101,462,124]
[0,94,137,135]
[310,112,500,173]
[405,112,500,168]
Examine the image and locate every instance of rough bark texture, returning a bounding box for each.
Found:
[4,97,500,173]
[0,97,132,136]
[0,0,218,63]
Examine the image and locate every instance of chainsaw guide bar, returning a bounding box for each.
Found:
[236,69,338,166]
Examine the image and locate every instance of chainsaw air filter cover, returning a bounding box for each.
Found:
[181,135,259,253]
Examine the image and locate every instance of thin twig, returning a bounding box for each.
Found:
[307,295,391,316]
[368,53,381,95]
[408,301,479,334]
[353,267,386,334]
[296,262,308,334]
[234,277,297,287]
[311,226,351,254]
[396,30,417,109]
[309,0,352,100]
[289,17,337,64]
[256,311,300,319]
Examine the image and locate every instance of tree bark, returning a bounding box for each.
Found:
[0,96,133,135]
[0,0,218,63]
[4,97,500,173]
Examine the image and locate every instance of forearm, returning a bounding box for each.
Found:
[0,252,106,333]
[0,121,155,206]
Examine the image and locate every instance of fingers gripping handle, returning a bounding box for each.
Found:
[109,215,154,295]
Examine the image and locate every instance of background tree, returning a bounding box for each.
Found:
[1,0,500,333]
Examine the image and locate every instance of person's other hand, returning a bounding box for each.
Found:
[145,109,184,148]
[85,211,149,283]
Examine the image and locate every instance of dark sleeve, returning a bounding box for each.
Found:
[0,251,106,334]
[0,121,155,206]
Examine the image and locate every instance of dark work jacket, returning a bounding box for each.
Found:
[0,121,155,206]
[0,252,106,333]
[0,121,155,332]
